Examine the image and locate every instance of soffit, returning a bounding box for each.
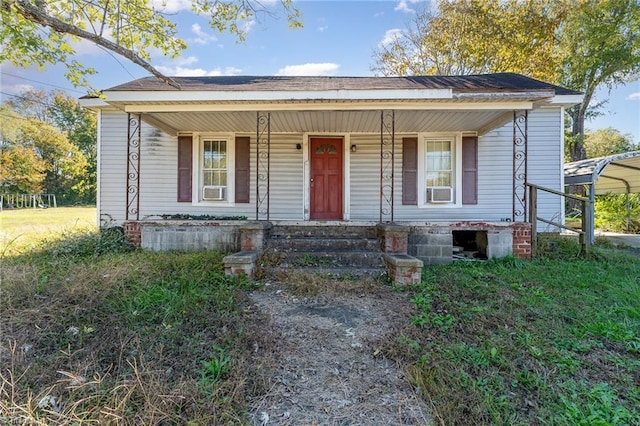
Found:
[142,109,511,135]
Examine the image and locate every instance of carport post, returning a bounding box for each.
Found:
[588,182,595,245]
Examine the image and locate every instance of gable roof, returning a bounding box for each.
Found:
[104,73,580,96]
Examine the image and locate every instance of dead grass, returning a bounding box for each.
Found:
[0,224,272,424]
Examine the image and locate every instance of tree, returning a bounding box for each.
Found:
[558,0,640,161]
[372,0,562,80]
[1,0,301,89]
[0,145,47,193]
[0,106,89,202]
[584,127,637,158]
[372,0,640,162]
[6,89,98,201]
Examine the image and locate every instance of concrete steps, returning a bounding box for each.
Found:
[265,224,385,278]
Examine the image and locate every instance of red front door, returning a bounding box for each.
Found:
[310,137,343,220]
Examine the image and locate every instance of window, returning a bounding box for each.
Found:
[193,135,235,204]
[405,134,477,207]
[179,135,250,205]
[426,139,453,203]
[202,139,228,201]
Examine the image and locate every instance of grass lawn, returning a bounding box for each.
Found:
[0,206,97,256]
[0,211,638,424]
[391,236,640,425]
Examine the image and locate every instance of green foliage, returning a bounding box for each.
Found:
[156,213,248,221]
[584,128,637,158]
[2,0,301,89]
[1,90,96,204]
[397,239,640,424]
[594,193,640,233]
[199,346,233,394]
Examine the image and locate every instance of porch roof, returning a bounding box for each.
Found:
[82,73,582,136]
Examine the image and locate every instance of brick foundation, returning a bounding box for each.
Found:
[123,221,141,247]
[240,221,272,251]
[376,223,409,254]
[510,222,532,259]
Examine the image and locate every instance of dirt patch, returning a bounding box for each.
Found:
[246,281,429,425]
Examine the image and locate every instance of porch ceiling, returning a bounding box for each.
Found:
[141,109,514,136]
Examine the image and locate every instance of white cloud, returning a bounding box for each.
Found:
[175,56,199,66]
[275,63,340,76]
[69,38,106,56]
[378,28,404,48]
[627,92,640,100]
[318,25,328,32]
[150,0,191,13]
[394,0,421,13]
[190,23,218,45]
[155,65,242,77]
[5,83,36,96]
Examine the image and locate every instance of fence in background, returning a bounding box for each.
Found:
[0,194,57,211]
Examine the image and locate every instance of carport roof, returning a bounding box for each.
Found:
[564,151,640,194]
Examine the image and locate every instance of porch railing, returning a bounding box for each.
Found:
[527,183,592,256]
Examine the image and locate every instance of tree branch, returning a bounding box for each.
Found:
[13,0,181,89]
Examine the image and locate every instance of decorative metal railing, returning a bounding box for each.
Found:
[256,112,271,220]
[126,113,142,220]
[512,110,528,222]
[380,110,395,222]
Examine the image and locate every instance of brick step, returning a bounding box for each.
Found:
[278,251,383,268]
[270,225,377,239]
[268,237,380,252]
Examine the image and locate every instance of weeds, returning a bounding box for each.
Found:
[394,235,640,425]
[1,231,263,423]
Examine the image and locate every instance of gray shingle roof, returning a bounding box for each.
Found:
[104,73,581,95]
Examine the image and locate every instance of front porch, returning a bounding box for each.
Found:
[122,219,532,284]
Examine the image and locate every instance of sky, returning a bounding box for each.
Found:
[1,0,638,145]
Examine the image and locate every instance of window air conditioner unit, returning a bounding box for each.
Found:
[202,186,226,201]
[427,187,453,203]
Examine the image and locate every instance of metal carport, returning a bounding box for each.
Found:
[565,150,640,241]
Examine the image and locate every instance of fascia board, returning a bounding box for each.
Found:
[102,88,454,103]
[547,94,584,107]
[122,101,535,113]
[78,98,111,109]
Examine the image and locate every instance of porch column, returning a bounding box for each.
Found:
[380,110,395,222]
[256,112,271,220]
[512,111,528,222]
[126,113,142,220]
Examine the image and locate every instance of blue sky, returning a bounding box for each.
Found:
[1,0,638,144]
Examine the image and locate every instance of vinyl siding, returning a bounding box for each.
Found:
[98,111,128,225]
[99,109,563,226]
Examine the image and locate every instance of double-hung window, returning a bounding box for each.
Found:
[421,136,458,205]
[201,137,230,202]
[426,139,453,203]
[404,134,477,207]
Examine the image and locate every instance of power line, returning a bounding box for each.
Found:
[0,72,87,94]
[0,91,53,108]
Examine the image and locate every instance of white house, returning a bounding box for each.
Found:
[82,73,581,273]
